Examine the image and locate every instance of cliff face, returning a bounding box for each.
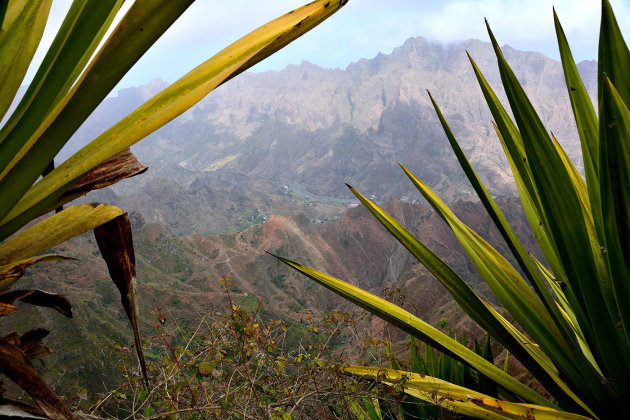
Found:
[64,37,594,204]
[22,36,591,394]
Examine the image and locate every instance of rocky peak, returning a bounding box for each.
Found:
[67,36,595,203]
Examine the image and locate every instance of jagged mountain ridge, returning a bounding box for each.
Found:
[64,37,595,204]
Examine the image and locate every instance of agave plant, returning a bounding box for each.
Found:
[384,335,502,420]
[274,1,629,418]
[0,0,347,417]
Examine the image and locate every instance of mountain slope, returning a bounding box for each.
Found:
[63,37,595,204]
[7,197,538,393]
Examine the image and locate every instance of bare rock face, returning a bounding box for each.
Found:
[65,37,594,204]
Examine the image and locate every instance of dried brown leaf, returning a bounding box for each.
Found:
[94,213,148,385]
[0,302,17,317]
[0,290,72,317]
[0,340,74,419]
[44,149,147,215]
[1,332,19,346]
[69,149,147,193]
[0,330,53,360]
[0,398,49,418]
[22,343,53,360]
[19,329,49,344]
[0,290,32,302]
[18,329,52,360]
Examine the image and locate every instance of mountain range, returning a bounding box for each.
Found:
[63,36,595,211]
[14,36,593,394]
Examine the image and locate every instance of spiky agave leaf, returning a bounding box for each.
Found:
[343,367,591,420]
[279,2,630,418]
[343,183,586,412]
[270,253,558,409]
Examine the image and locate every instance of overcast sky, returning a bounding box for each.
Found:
[32,0,630,90]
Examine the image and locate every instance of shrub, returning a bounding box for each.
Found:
[84,278,382,419]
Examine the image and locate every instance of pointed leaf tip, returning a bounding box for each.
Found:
[94,213,148,387]
[0,290,72,318]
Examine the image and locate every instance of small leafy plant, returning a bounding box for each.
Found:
[87,277,379,419]
[275,1,630,418]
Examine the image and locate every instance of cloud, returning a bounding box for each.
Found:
[329,0,630,63]
[414,0,630,58]
[22,0,630,89]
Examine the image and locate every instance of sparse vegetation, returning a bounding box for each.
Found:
[79,279,396,419]
[271,274,288,289]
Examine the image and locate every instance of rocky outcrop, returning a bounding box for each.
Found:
[64,37,594,203]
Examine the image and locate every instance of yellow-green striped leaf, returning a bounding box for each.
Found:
[0,0,196,224]
[0,0,51,121]
[554,9,601,243]
[0,203,124,272]
[428,92,566,333]
[599,76,630,352]
[0,0,348,237]
[344,367,591,420]
[0,254,74,290]
[400,165,565,351]
[270,253,556,408]
[468,55,564,282]
[487,20,628,410]
[347,184,588,412]
[0,0,123,154]
[598,0,630,107]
